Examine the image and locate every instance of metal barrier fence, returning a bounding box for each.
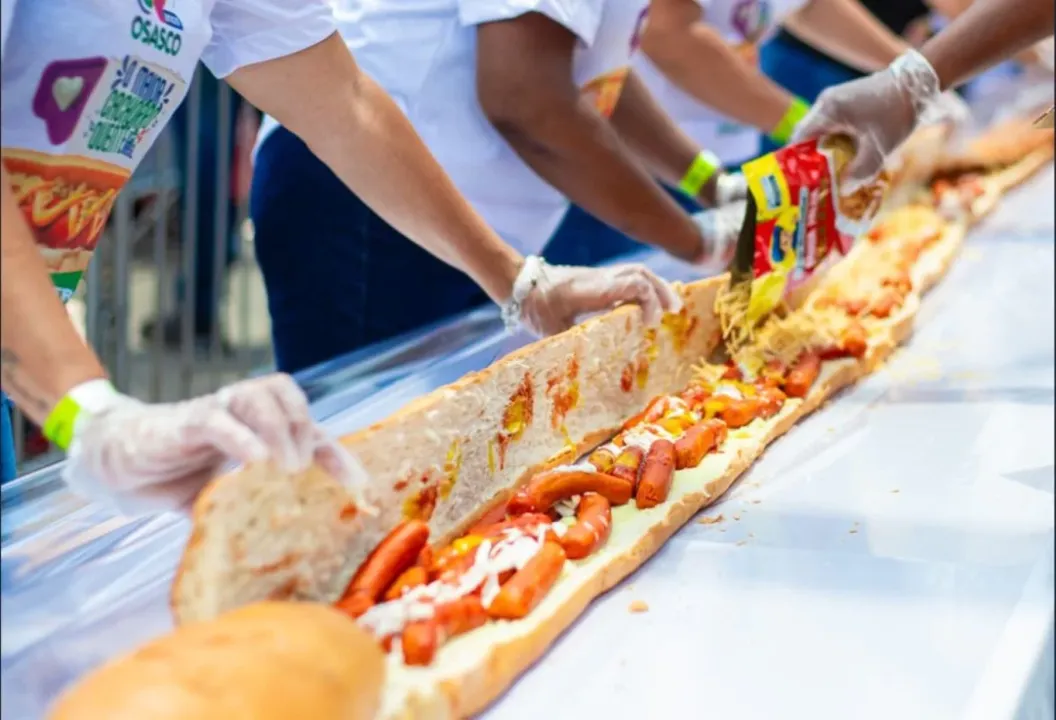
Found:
[11,68,274,476]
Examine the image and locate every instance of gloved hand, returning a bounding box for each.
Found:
[511,258,682,336]
[713,172,748,205]
[693,199,747,275]
[63,374,367,517]
[922,90,972,129]
[792,49,944,191]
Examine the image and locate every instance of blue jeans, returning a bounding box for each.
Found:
[757,34,860,155]
[1,394,16,485]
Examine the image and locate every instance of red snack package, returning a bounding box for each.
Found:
[740,137,886,325]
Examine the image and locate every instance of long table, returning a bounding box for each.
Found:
[1,169,1052,720]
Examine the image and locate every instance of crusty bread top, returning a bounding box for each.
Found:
[48,602,385,720]
[172,277,728,624]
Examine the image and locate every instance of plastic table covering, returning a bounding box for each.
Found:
[1,169,1053,720]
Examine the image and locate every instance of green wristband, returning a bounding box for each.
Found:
[42,379,119,450]
[769,97,811,145]
[679,150,721,198]
[43,395,81,450]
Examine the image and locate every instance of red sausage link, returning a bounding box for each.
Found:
[508,470,633,514]
[784,352,821,398]
[673,419,725,470]
[383,565,428,601]
[487,542,567,620]
[337,520,430,617]
[560,493,613,560]
[635,439,676,509]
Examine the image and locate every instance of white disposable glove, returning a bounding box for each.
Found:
[713,172,748,205]
[792,49,946,191]
[693,199,747,275]
[507,257,682,337]
[923,90,972,129]
[63,374,367,517]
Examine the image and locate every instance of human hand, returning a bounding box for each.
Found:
[512,257,682,336]
[701,172,749,207]
[692,199,747,275]
[63,374,367,516]
[792,49,942,190]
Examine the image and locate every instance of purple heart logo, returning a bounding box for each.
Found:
[33,57,109,146]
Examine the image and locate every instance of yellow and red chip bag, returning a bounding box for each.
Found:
[740,137,886,325]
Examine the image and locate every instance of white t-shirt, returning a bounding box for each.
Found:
[257,0,650,257]
[634,0,808,165]
[1,0,335,301]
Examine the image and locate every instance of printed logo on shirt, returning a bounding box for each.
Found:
[33,58,110,146]
[731,0,771,42]
[131,0,184,56]
[82,55,179,158]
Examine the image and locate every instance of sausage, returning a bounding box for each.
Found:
[841,320,868,358]
[635,439,676,509]
[720,398,762,429]
[840,297,868,316]
[587,446,617,474]
[337,520,431,617]
[508,470,633,514]
[869,289,903,319]
[560,493,612,560]
[756,386,787,418]
[721,363,742,381]
[784,352,821,398]
[882,270,913,296]
[383,565,428,601]
[474,513,555,540]
[435,595,489,638]
[487,542,567,620]
[679,385,710,410]
[620,396,669,432]
[609,446,645,487]
[673,419,725,470]
[400,594,491,666]
[401,620,441,666]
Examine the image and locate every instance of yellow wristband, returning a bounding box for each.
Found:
[42,379,119,450]
[769,97,811,145]
[679,150,721,198]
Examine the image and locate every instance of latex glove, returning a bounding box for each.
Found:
[714,172,748,205]
[922,90,972,130]
[693,199,747,275]
[792,49,941,191]
[514,258,682,336]
[63,374,367,517]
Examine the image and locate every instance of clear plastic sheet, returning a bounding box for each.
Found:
[2,173,1053,719]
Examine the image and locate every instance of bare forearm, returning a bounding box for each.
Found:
[922,0,1055,89]
[609,72,714,205]
[1,168,107,425]
[641,11,792,134]
[494,96,702,261]
[784,0,907,73]
[228,34,521,304]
